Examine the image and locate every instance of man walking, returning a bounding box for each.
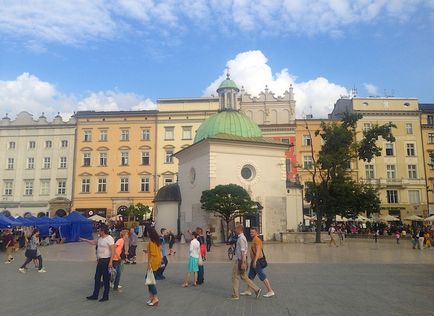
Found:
[329,224,338,247]
[155,228,168,280]
[240,227,275,298]
[127,227,138,264]
[81,225,115,302]
[231,224,261,300]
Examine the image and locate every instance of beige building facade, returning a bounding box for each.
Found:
[420,104,434,215]
[331,97,427,219]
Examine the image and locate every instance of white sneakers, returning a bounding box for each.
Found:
[263,291,275,298]
[18,268,26,273]
[38,268,47,273]
[240,291,252,296]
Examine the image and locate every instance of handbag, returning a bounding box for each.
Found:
[25,249,37,259]
[145,269,156,285]
[257,249,268,269]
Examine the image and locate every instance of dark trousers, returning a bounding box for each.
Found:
[92,258,110,299]
[155,256,168,278]
[206,241,211,252]
[197,265,204,284]
[128,245,137,260]
[21,255,43,270]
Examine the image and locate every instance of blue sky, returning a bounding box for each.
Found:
[0,1,433,118]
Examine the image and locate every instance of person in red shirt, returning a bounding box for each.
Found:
[112,229,129,291]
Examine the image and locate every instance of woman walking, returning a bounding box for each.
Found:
[3,229,16,264]
[168,230,176,255]
[146,227,161,307]
[182,231,200,287]
[18,229,46,273]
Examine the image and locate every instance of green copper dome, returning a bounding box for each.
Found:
[194,111,262,143]
[217,78,239,92]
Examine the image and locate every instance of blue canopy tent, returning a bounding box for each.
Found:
[32,216,54,237]
[12,216,34,227]
[0,215,22,228]
[65,212,93,242]
[51,216,71,241]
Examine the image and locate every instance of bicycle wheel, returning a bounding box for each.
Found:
[228,247,234,260]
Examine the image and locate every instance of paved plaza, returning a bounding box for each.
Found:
[2,239,434,316]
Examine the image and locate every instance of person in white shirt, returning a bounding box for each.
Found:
[182,231,200,287]
[328,225,338,247]
[231,224,261,300]
[80,225,115,302]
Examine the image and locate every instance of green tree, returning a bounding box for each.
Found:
[120,203,151,222]
[200,184,256,240]
[304,113,395,243]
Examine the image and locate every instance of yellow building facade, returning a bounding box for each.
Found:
[155,98,219,189]
[72,111,158,217]
[331,97,427,218]
[420,104,434,215]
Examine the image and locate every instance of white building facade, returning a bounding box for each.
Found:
[0,112,76,217]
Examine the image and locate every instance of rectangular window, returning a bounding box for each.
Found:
[45,140,52,148]
[285,159,291,175]
[40,180,50,195]
[81,179,90,193]
[303,156,313,169]
[406,143,415,156]
[363,123,371,132]
[24,180,33,196]
[99,129,108,141]
[29,141,36,149]
[365,164,375,179]
[3,181,13,196]
[121,152,129,166]
[61,140,68,148]
[57,180,66,195]
[84,130,92,142]
[59,157,67,168]
[8,142,15,149]
[43,157,51,169]
[164,178,173,186]
[405,123,413,135]
[97,178,107,193]
[429,133,434,144]
[428,115,434,125]
[164,127,174,141]
[386,165,396,179]
[385,143,394,156]
[141,128,150,141]
[431,152,434,169]
[387,190,399,204]
[408,165,417,179]
[165,150,173,164]
[7,158,14,170]
[409,190,420,204]
[27,157,35,169]
[83,153,91,166]
[120,129,129,141]
[140,177,150,192]
[120,178,129,192]
[99,152,107,166]
[303,135,311,146]
[141,151,150,165]
[182,126,192,140]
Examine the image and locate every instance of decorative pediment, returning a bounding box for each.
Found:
[162,171,175,175]
[117,171,131,176]
[138,171,152,175]
[163,145,175,149]
[80,147,93,151]
[181,144,190,149]
[118,146,131,150]
[95,172,109,176]
[97,146,110,151]
[79,172,92,177]
[139,145,152,150]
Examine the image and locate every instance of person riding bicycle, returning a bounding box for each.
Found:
[227,231,238,245]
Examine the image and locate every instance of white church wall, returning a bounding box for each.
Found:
[286,188,304,232]
[154,201,179,233]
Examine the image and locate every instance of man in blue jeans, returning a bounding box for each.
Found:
[240,227,275,298]
[155,228,168,280]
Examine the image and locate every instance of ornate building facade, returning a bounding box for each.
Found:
[0,112,76,217]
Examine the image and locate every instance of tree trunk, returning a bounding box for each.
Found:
[315,208,323,243]
[226,221,230,242]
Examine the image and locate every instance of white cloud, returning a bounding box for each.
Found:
[0,73,156,119]
[0,0,429,45]
[363,83,379,96]
[203,50,348,118]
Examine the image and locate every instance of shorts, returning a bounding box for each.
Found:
[248,260,267,281]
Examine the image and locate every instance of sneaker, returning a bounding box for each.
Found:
[5,261,11,264]
[255,288,262,299]
[18,268,26,273]
[240,291,252,296]
[38,268,47,273]
[263,291,275,298]
[229,295,239,300]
